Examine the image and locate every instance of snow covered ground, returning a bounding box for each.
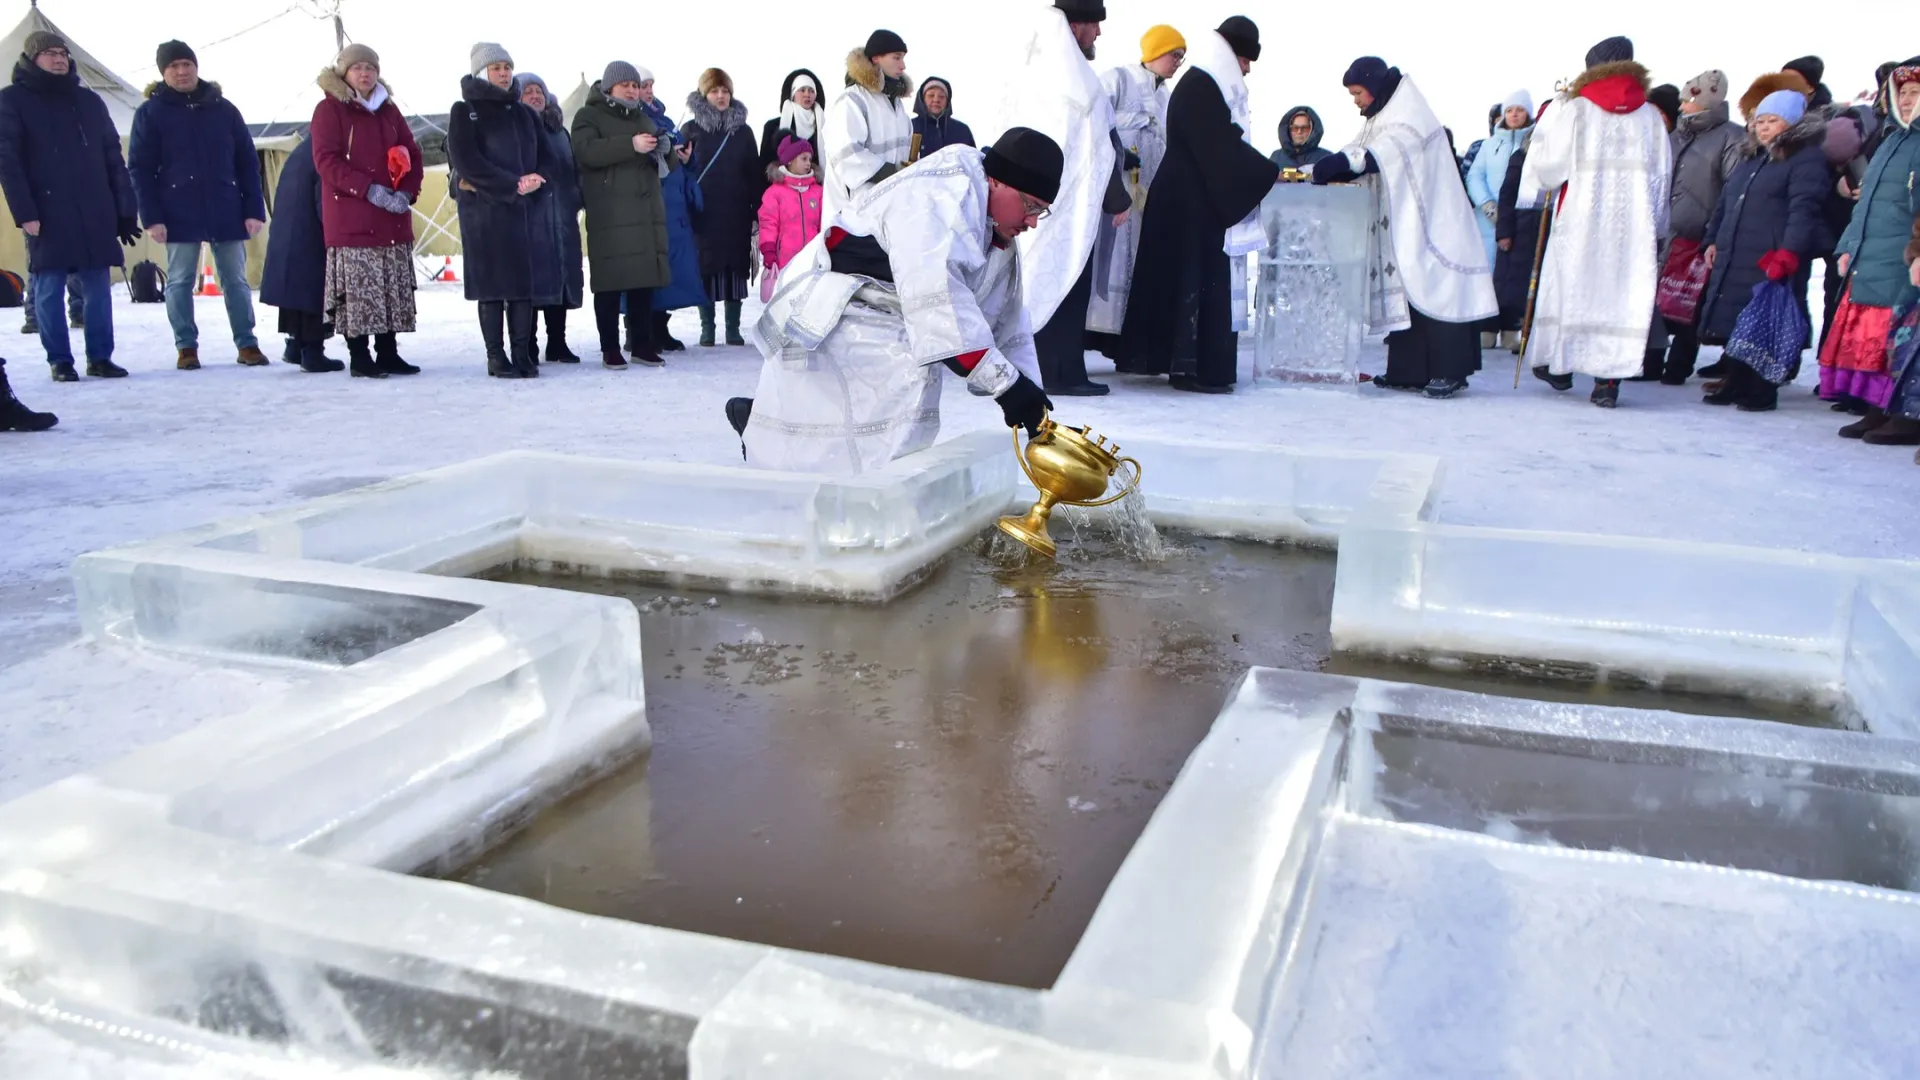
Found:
[1,279,1916,800]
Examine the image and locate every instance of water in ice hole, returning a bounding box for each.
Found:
[451,510,1836,988]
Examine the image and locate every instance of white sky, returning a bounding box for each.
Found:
[48,0,1903,151]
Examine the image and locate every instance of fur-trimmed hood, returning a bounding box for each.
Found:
[142,79,224,103]
[1739,71,1814,122]
[316,66,393,107]
[1746,108,1828,161]
[844,49,912,99]
[684,91,749,134]
[1568,60,1650,98]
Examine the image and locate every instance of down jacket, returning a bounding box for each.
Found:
[309,68,423,249]
[446,75,562,305]
[1667,101,1747,243]
[570,82,670,293]
[0,58,137,272]
[652,159,707,311]
[128,79,264,244]
[1270,106,1332,171]
[757,170,823,271]
[1834,119,1920,309]
[1698,111,1832,343]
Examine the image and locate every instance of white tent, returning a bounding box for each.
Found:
[0,2,143,130]
[560,73,590,130]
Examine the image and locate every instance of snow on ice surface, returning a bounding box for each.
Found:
[1263,812,1920,1079]
[2,281,1918,789]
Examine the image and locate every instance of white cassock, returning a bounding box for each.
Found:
[1519,87,1671,379]
[1087,63,1168,335]
[1335,75,1497,334]
[823,50,915,209]
[1000,7,1117,331]
[745,147,1041,476]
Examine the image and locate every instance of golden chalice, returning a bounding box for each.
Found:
[996,415,1143,559]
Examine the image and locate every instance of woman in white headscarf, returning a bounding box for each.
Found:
[1466,91,1534,306]
[760,68,827,183]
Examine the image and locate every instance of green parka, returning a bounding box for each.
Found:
[570,83,670,292]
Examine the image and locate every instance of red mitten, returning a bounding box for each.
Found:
[1758,249,1800,282]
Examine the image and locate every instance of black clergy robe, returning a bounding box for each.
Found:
[1116,68,1278,388]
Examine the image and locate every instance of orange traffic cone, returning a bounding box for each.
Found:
[437,256,458,283]
[196,256,221,297]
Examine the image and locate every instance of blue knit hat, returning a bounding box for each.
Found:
[1755,89,1807,125]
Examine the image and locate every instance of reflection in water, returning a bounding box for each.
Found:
[459,533,1337,989]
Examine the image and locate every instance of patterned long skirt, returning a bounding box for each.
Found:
[324,245,417,339]
[1817,286,1897,409]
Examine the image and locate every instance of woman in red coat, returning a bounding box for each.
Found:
[309,44,424,378]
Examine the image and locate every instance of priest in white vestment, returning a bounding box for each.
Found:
[824,30,916,208]
[725,131,1065,475]
[1312,58,1497,399]
[1519,35,1672,408]
[1085,25,1184,352]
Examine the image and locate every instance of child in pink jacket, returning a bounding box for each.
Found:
[758,137,824,281]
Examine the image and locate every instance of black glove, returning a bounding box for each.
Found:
[997,374,1051,437]
[1309,154,1351,186]
[116,218,142,246]
[1122,148,1142,172]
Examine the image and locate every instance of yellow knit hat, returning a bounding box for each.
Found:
[1141,25,1186,63]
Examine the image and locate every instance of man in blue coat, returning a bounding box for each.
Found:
[129,40,267,370]
[0,30,140,380]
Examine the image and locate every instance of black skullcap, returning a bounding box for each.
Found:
[865,29,907,58]
[1585,36,1634,68]
[1054,0,1107,22]
[156,40,197,73]
[984,126,1063,204]
[1217,16,1261,62]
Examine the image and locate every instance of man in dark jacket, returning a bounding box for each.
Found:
[129,40,267,371]
[1271,106,1331,172]
[0,30,139,381]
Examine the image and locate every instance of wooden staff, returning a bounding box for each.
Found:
[1513,190,1554,388]
[907,133,923,164]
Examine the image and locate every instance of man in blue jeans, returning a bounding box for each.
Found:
[0,30,139,380]
[129,40,266,369]
[19,267,83,336]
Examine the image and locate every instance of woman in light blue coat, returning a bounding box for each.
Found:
[1467,90,1535,285]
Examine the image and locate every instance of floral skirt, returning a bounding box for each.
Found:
[1817,288,1896,409]
[324,246,417,339]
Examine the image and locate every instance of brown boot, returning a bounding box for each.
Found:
[176,347,200,370]
[1863,417,1920,445]
[236,346,270,366]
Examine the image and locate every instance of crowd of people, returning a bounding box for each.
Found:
[0,11,1917,478]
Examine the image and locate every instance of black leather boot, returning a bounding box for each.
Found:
[480,302,517,378]
[348,335,385,379]
[374,332,419,375]
[508,301,538,378]
[543,306,579,362]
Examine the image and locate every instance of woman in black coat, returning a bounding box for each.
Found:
[1696,89,1830,410]
[758,68,825,182]
[515,73,585,363]
[684,67,762,347]
[259,139,341,372]
[447,47,561,379]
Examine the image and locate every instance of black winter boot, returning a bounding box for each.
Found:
[627,307,664,367]
[1840,410,1890,439]
[480,302,517,378]
[298,339,344,373]
[543,307,579,362]
[1532,366,1573,392]
[724,300,746,347]
[1590,379,1621,408]
[0,359,57,431]
[85,359,127,378]
[698,304,717,347]
[508,301,539,378]
[280,336,301,365]
[374,332,419,375]
[655,311,685,351]
[348,335,386,379]
[1863,417,1920,445]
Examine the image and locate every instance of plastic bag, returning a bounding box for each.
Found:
[1725,279,1809,385]
[759,263,779,304]
[1655,237,1709,324]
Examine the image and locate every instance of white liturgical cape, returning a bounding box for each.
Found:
[746,147,1040,476]
[1337,75,1497,333]
[1005,6,1116,331]
[1520,93,1671,379]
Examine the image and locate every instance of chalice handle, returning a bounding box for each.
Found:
[1009,410,1053,490]
[1074,455,1143,509]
